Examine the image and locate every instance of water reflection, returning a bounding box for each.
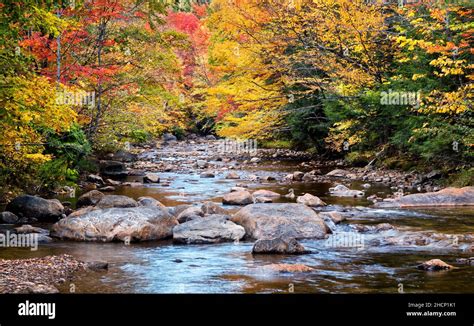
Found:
[2,160,473,294]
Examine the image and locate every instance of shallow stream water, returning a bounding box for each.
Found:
[1,146,473,294]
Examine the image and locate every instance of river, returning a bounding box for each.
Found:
[1,141,473,293]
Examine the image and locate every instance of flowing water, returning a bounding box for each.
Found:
[1,147,473,294]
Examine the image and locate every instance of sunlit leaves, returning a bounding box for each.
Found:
[0,75,77,174]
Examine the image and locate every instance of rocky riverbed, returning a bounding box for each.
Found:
[0,137,473,293]
[0,254,86,293]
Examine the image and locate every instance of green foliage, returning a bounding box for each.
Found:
[285,94,330,152]
[171,126,186,140]
[260,140,293,150]
[320,5,473,171]
[75,158,99,175]
[38,125,91,190]
[448,168,474,187]
[382,156,417,171]
[44,124,91,163]
[38,158,79,189]
[129,129,151,143]
[345,151,373,167]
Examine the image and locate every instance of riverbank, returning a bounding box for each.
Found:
[71,136,456,201]
[1,136,469,206]
[0,137,473,294]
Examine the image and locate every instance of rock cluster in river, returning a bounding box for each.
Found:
[252,237,309,255]
[222,190,254,205]
[264,263,314,273]
[417,259,453,271]
[329,184,364,198]
[51,206,177,242]
[173,214,245,244]
[231,203,329,240]
[74,136,446,196]
[375,187,474,208]
[5,195,64,223]
[3,137,473,292]
[296,193,326,206]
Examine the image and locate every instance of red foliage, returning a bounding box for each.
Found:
[19,32,56,62]
[83,0,127,23]
[166,10,210,87]
[192,4,207,19]
[167,11,200,34]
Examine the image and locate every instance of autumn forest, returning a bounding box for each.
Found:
[0,0,472,198]
[1,0,474,303]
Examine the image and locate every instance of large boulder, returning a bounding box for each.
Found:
[76,190,105,208]
[173,215,245,244]
[6,195,64,222]
[87,174,104,185]
[222,191,254,205]
[95,195,138,209]
[231,203,328,240]
[111,150,136,162]
[51,207,177,242]
[143,173,160,184]
[201,202,228,215]
[225,172,240,179]
[417,259,453,271]
[99,160,127,178]
[137,197,166,209]
[329,185,364,198]
[176,206,203,223]
[375,187,474,208]
[252,190,281,198]
[252,237,308,255]
[163,133,177,142]
[326,169,350,178]
[296,193,326,207]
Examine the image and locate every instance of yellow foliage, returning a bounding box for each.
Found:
[0,76,77,172]
[202,0,390,140]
